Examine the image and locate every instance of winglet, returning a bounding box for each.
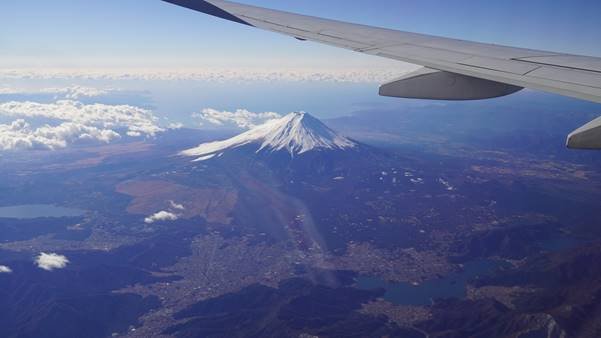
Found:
[162,0,253,26]
[566,116,601,149]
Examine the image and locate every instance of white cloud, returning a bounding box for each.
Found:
[169,201,185,210]
[0,119,120,151]
[168,122,184,130]
[0,100,162,135]
[126,131,142,137]
[0,85,115,99]
[0,100,164,150]
[35,252,69,271]
[44,86,113,100]
[0,68,417,83]
[144,211,179,224]
[0,265,12,273]
[0,88,21,95]
[193,108,281,129]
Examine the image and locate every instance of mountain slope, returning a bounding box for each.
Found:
[181,112,356,160]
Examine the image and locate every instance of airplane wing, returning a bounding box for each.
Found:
[163,0,601,149]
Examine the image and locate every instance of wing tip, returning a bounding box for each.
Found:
[163,0,253,26]
[566,116,601,150]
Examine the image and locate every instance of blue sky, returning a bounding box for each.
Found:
[2,0,601,69]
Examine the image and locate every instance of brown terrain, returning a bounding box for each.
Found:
[116,180,238,224]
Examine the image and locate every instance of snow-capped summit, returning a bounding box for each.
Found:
[181,112,356,160]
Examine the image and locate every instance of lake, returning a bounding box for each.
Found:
[356,259,505,306]
[0,204,85,219]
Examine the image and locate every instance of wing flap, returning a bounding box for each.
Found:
[528,67,601,89]
[458,56,540,75]
[417,38,559,60]
[516,55,601,73]
[377,44,472,63]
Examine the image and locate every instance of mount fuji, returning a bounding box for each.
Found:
[181,112,357,161]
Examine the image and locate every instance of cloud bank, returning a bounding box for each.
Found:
[0,100,162,135]
[0,68,414,84]
[0,99,163,151]
[49,86,113,100]
[193,108,281,129]
[0,86,114,99]
[144,211,179,224]
[36,253,69,271]
[0,119,120,151]
[0,265,12,273]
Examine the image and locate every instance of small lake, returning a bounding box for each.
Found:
[0,204,85,219]
[356,259,505,306]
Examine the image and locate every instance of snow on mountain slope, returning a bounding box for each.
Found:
[181,112,356,160]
